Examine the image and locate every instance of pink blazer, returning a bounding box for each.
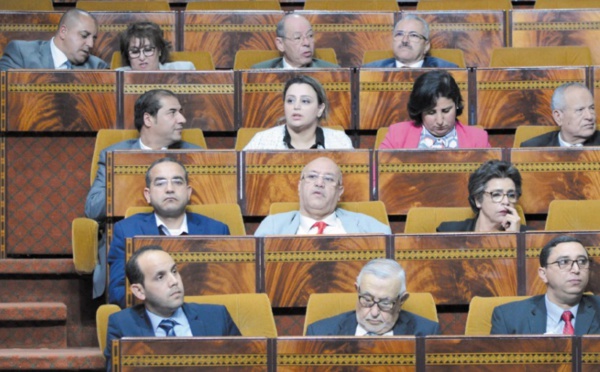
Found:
[379,121,491,149]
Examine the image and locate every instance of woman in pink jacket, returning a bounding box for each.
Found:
[379,70,490,149]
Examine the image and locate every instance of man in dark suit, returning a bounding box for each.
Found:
[86,89,202,299]
[492,235,600,335]
[363,15,457,69]
[0,9,108,71]
[105,245,240,370]
[521,83,599,147]
[307,259,440,336]
[252,14,339,69]
[107,157,230,307]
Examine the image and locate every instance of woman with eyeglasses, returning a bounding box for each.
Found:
[116,22,195,71]
[437,160,532,232]
[379,70,490,149]
[243,75,353,150]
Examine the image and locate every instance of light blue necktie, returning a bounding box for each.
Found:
[64,60,72,70]
[158,319,177,337]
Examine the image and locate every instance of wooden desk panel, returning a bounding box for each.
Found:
[6,70,117,131]
[242,150,370,216]
[582,335,600,371]
[476,67,586,129]
[277,336,416,371]
[0,12,61,55]
[511,148,600,214]
[264,235,387,307]
[240,69,352,130]
[107,150,237,218]
[126,236,257,307]
[122,71,235,132]
[394,234,518,305]
[377,149,502,215]
[182,11,284,69]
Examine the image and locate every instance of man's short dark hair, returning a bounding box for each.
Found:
[134,89,178,131]
[539,235,588,267]
[126,245,164,286]
[145,157,189,187]
[407,70,464,125]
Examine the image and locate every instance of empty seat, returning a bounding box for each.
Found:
[534,0,600,8]
[545,200,600,231]
[76,1,170,11]
[0,0,53,10]
[465,296,530,335]
[490,46,592,67]
[417,0,512,10]
[303,0,399,11]
[186,0,281,10]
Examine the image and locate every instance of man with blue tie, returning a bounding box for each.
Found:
[104,245,240,370]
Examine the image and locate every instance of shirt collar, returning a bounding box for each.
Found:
[395,59,424,68]
[283,125,325,149]
[299,211,338,233]
[282,57,312,69]
[558,132,584,147]
[50,37,70,69]
[154,213,188,236]
[146,306,186,335]
[139,138,168,150]
[544,294,579,333]
[355,323,394,336]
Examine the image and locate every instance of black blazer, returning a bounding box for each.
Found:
[436,218,532,232]
[521,130,600,147]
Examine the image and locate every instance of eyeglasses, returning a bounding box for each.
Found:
[128,46,157,59]
[301,172,339,186]
[358,295,399,312]
[393,31,428,42]
[483,191,519,203]
[547,257,591,271]
[282,32,314,44]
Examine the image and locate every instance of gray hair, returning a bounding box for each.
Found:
[551,82,589,111]
[276,13,310,38]
[395,14,430,40]
[356,259,406,294]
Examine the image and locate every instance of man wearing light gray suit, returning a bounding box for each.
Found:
[85,89,201,298]
[0,9,108,71]
[254,157,391,236]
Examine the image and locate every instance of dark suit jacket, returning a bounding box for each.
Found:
[105,303,241,371]
[362,55,458,68]
[0,39,108,71]
[107,212,230,307]
[251,57,339,68]
[521,130,600,147]
[491,295,600,335]
[306,310,440,336]
[436,218,532,232]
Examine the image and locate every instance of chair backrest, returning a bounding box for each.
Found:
[546,200,600,231]
[234,48,338,69]
[303,292,438,335]
[90,128,207,186]
[513,125,559,147]
[375,128,388,149]
[0,0,53,10]
[490,46,593,67]
[362,49,466,68]
[303,0,399,11]
[465,296,530,335]
[111,51,215,70]
[534,0,600,8]
[417,0,512,10]
[77,0,170,11]
[236,125,346,150]
[126,204,246,235]
[187,0,281,10]
[96,304,121,351]
[186,293,277,337]
[405,206,527,233]
[269,201,390,226]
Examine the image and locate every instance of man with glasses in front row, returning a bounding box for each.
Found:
[307,259,440,336]
[363,15,457,69]
[492,235,600,335]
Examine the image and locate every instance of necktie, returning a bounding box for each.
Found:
[158,319,177,337]
[366,332,378,336]
[64,60,72,70]
[311,221,328,234]
[562,311,574,335]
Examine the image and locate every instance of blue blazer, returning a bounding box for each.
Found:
[108,212,230,307]
[0,39,108,71]
[306,310,440,336]
[254,208,391,236]
[363,55,458,68]
[105,303,241,371]
[491,295,600,335]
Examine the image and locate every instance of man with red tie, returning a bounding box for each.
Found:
[491,235,600,335]
[254,156,391,236]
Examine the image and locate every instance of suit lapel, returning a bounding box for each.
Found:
[392,311,414,335]
[575,296,597,335]
[183,304,208,336]
[139,213,161,235]
[40,41,55,69]
[133,306,156,337]
[338,312,358,335]
[528,296,548,334]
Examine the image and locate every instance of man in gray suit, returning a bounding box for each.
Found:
[254,157,391,235]
[252,14,339,69]
[86,89,201,298]
[492,235,600,335]
[0,9,108,71]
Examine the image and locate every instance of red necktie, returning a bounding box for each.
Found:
[562,311,574,335]
[311,221,328,234]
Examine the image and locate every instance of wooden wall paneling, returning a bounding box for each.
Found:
[359,68,468,130]
[242,150,370,216]
[264,234,387,307]
[593,66,600,114]
[240,69,353,130]
[122,71,235,132]
[511,148,600,214]
[0,12,62,55]
[182,11,284,69]
[377,149,502,215]
[6,70,117,131]
[475,67,586,129]
[583,336,600,371]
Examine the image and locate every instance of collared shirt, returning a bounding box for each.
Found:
[395,59,424,68]
[243,124,353,150]
[283,125,325,149]
[418,126,459,149]
[355,323,393,336]
[146,306,192,337]
[139,139,168,151]
[544,294,579,334]
[155,213,189,236]
[50,37,70,70]
[297,211,347,234]
[282,57,298,69]
[558,132,584,147]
